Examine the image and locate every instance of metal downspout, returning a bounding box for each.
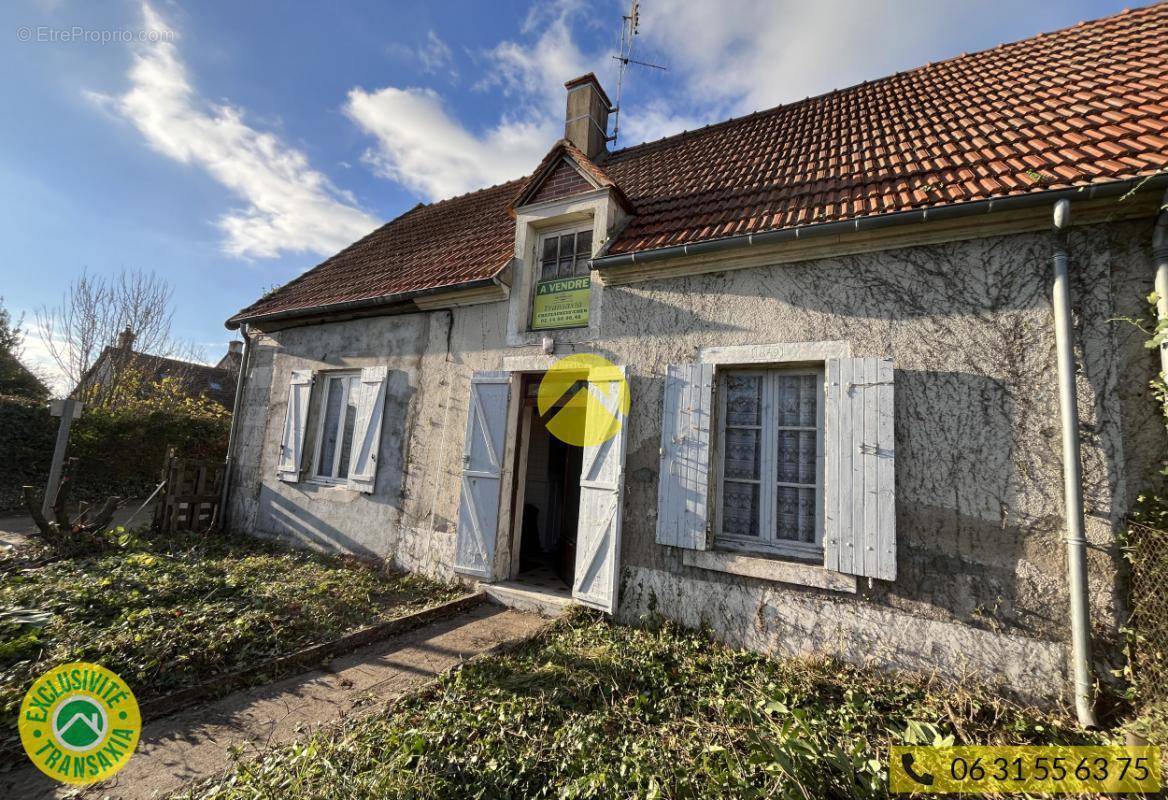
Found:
[216,324,252,531]
[1051,199,1098,728]
[1153,188,1168,389]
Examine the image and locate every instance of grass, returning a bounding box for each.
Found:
[0,528,463,745]
[184,611,1105,800]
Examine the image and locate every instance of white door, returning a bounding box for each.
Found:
[453,371,511,578]
[572,366,628,613]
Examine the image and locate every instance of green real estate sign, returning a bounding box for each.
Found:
[532,276,590,330]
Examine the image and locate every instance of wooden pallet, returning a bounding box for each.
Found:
[154,448,225,533]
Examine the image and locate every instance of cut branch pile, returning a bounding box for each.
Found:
[22,463,121,554]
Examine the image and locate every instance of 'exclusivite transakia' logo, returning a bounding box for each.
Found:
[18,662,141,785]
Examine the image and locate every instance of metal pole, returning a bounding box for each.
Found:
[1050,199,1097,728]
[1153,188,1168,392]
[216,326,252,531]
[43,398,82,520]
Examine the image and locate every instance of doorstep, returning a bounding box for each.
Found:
[481,580,574,617]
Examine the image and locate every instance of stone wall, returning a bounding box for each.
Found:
[225,219,1164,699]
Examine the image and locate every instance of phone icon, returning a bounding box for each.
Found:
[901,753,935,786]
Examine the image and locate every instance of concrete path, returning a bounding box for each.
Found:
[1,603,547,799]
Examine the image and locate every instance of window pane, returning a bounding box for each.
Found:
[722,482,760,537]
[777,429,817,484]
[541,262,558,282]
[541,237,558,265]
[575,229,592,257]
[574,254,590,276]
[777,486,816,542]
[316,378,344,477]
[724,374,762,426]
[724,428,760,480]
[777,374,818,427]
[558,258,575,279]
[337,377,359,478]
[558,233,575,258]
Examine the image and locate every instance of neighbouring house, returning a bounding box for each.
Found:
[75,328,242,407]
[221,5,1168,709]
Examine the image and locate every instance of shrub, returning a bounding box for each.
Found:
[0,375,231,513]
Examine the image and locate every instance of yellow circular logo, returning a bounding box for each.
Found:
[18,662,141,785]
[537,354,629,447]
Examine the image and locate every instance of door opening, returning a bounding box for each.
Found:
[512,375,583,594]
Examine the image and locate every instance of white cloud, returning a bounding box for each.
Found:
[634,0,1101,119]
[18,318,69,397]
[348,1,605,202]
[388,30,459,80]
[345,0,1087,204]
[94,2,379,259]
[346,86,553,200]
[477,7,591,112]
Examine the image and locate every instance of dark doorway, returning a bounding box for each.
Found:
[516,378,583,592]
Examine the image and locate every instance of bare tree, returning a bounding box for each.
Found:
[36,268,198,402]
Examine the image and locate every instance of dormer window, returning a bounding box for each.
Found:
[539,229,592,281]
[531,227,593,330]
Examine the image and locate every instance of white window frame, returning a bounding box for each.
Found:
[310,370,361,485]
[714,366,826,561]
[528,223,595,332]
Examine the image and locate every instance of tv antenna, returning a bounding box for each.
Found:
[609,0,667,147]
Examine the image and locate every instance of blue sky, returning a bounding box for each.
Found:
[0,0,1144,391]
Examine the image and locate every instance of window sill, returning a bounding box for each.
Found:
[682,549,857,594]
[303,479,360,497]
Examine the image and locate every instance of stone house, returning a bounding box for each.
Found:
[221,5,1168,714]
[76,328,242,408]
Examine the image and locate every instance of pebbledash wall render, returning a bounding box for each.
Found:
[222,200,1165,703]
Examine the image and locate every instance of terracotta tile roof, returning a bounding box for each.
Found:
[230,4,1168,326]
[77,347,238,407]
[229,179,522,325]
[598,2,1168,254]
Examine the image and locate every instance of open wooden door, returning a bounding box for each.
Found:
[454,371,511,579]
[572,365,628,613]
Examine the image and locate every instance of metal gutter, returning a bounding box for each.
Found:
[1153,187,1168,387]
[591,175,1168,269]
[224,275,506,330]
[1050,199,1098,729]
[215,324,252,532]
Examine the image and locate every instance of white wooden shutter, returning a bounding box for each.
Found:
[656,363,714,549]
[453,371,511,578]
[824,357,896,581]
[346,366,388,493]
[573,365,628,614]
[277,369,313,482]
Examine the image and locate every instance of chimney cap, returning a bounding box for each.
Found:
[564,73,612,108]
[228,341,243,354]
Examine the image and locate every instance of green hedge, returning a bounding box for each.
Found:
[0,395,58,511]
[0,391,230,513]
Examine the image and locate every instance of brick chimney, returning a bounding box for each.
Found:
[116,326,136,351]
[228,341,243,356]
[563,73,611,160]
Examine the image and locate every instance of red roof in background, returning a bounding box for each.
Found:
[229,4,1168,326]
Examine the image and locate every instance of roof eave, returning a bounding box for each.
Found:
[225,271,508,330]
[591,175,1168,269]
